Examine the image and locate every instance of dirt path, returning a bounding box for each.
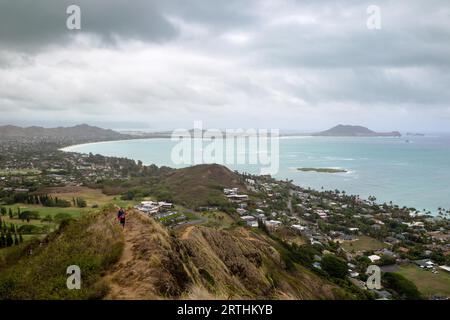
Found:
[104,210,160,300]
[180,225,195,240]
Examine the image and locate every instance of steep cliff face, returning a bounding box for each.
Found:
[103,210,347,300]
[178,226,345,300]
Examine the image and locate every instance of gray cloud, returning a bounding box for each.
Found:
[0,0,177,50]
[0,0,449,132]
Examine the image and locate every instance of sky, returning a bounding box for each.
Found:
[0,0,449,132]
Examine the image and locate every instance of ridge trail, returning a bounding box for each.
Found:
[104,210,160,300]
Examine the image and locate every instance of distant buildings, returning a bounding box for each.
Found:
[136,201,173,215]
[368,255,381,263]
[223,187,249,203]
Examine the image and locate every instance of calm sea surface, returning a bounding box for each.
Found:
[63,135,450,214]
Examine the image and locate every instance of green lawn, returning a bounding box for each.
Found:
[396,264,450,298]
[2,204,88,218]
[47,187,115,207]
[341,235,387,253]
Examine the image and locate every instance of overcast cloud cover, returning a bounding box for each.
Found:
[0,0,449,132]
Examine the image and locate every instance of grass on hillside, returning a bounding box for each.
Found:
[0,205,124,300]
[3,204,88,218]
[396,264,450,298]
[46,186,117,207]
[341,235,387,253]
[199,210,236,229]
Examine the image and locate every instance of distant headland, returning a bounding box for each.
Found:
[312,125,401,137]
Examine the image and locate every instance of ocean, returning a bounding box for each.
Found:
[62,135,450,214]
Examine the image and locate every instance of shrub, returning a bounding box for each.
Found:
[17,224,42,234]
[53,213,72,223]
[321,254,348,279]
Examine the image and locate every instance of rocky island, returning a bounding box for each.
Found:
[313,125,401,137]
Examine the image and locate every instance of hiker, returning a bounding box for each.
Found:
[117,208,126,229]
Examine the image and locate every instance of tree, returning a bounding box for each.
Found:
[5,233,13,247]
[378,255,396,266]
[321,254,348,279]
[8,208,13,219]
[0,207,6,216]
[76,198,87,208]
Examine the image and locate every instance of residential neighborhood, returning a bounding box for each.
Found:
[215,172,450,300]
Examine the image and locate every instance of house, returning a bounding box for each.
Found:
[247,220,259,228]
[316,210,328,219]
[403,221,425,228]
[368,255,381,263]
[236,208,247,215]
[245,179,255,185]
[265,220,282,229]
[292,224,307,232]
[385,236,401,245]
[158,201,173,209]
[438,265,450,273]
[257,213,266,221]
[224,187,239,195]
[377,249,397,257]
[413,259,435,269]
[226,194,249,203]
[136,201,162,215]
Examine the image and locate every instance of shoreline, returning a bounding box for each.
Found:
[59,137,445,215]
[59,137,171,152]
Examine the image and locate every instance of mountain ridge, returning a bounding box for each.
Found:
[0,124,130,140]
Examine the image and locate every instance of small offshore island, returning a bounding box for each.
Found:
[298,167,348,173]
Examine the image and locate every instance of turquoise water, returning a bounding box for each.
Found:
[63,135,450,214]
